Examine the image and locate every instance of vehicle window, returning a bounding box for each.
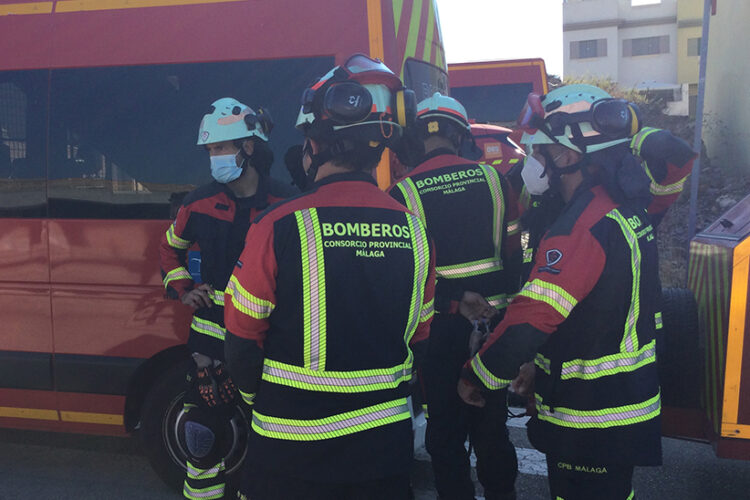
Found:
[0,70,48,218]
[450,83,533,124]
[48,57,333,219]
[402,58,449,103]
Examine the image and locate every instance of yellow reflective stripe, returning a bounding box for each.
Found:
[186,461,224,480]
[536,392,661,429]
[560,339,656,380]
[523,248,534,264]
[486,294,510,310]
[492,159,503,165]
[481,164,506,260]
[239,390,255,406]
[606,210,641,353]
[650,177,686,196]
[166,224,191,249]
[183,481,225,500]
[296,208,327,371]
[397,178,426,224]
[630,126,659,157]
[210,289,225,307]
[163,266,192,288]
[420,298,435,323]
[535,353,551,375]
[508,158,520,164]
[251,398,410,441]
[226,276,274,319]
[436,257,503,279]
[262,359,410,393]
[519,279,578,318]
[422,403,429,419]
[405,213,430,368]
[471,354,511,390]
[655,311,663,330]
[507,218,522,236]
[191,316,226,341]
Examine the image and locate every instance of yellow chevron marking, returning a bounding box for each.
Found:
[60,411,124,425]
[0,406,59,421]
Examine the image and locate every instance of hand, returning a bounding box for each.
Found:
[212,364,238,405]
[181,283,214,309]
[511,361,536,397]
[458,291,497,322]
[457,378,486,408]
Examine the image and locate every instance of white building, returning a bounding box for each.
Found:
[563,0,679,93]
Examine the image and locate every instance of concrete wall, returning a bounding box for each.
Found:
[563,0,678,87]
[677,0,702,84]
[618,23,678,87]
[703,0,750,172]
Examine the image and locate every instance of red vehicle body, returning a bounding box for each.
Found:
[0,0,447,485]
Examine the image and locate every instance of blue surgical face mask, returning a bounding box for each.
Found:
[210,152,243,183]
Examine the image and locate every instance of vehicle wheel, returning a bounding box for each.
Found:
[139,360,251,492]
[658,287,701,409]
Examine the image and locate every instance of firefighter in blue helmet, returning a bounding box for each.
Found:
[224,54,436,500]
[160,97,295,500]
[390,93,522,500]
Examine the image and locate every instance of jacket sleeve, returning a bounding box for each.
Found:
[224,217,277,406]
[631,127,697,226]
[159,204,195,299]
[464,223,607,389]
[501,176,523,293]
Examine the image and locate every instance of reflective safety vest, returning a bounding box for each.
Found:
[389,152,521,313]
[159,177,294,359]
[471,185,663,466]
[224,171,436,480]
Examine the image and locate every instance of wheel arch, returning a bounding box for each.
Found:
[124,344,191,432]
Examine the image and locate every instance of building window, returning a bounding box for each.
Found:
[570,39,607,59]
[687,37,701,56]
[623,35,670,56]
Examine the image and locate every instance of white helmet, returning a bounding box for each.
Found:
[197,97,272,145]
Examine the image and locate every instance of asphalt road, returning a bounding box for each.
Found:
[1,418,749,500]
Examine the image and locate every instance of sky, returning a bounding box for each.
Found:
[435,0,564,76]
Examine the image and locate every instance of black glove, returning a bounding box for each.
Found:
[196,364,237,408]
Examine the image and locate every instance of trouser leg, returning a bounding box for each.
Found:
[240,471,410,500]
[469,390,518,500]
[546,455,635,500]
[182,371,231,500]
[423,314,475,500]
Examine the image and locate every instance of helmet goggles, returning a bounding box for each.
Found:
[518,93,641,146]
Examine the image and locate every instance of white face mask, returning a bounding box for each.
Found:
[521,155,550,196]
[210,152,243,184]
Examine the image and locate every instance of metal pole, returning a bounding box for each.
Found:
[686,0,712,243]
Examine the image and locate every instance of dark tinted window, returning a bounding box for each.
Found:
[0,70,48,217]
[403,58,448,103]
[450,83,533,124]
[48,57,333,219]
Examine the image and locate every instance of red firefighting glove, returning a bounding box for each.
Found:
[196,366,219,407]
[196,365,238,407]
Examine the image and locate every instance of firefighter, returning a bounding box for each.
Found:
[459,84,663,500]
[223,54,435,500]
[389,93,521,500]
[159,97,295,500]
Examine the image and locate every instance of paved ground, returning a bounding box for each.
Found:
[1,415,749,499]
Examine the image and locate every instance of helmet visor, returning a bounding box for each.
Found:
[517,93,545,132]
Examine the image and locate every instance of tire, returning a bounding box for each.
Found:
[658,287,701,409]
[139,360,251,492]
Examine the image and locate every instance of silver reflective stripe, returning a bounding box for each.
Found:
[262,361,409,392]
[481,164,505,259]
[535,353,551,375]
[296,208,326,370]
[536,393,661,428]
[186,463,223,479]
[397,178,425,223]
[190,316,226,340]
[183,484,225,499]
[436,258,503,278]
[560,342,656,380]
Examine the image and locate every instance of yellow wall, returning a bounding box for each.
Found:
[704,0,750,174]
[677,0,702,84]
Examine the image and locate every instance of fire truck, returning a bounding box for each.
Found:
[0,0,447,486]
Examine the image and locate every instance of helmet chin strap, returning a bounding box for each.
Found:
[541,149,592,191]
[304,148,334,190]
